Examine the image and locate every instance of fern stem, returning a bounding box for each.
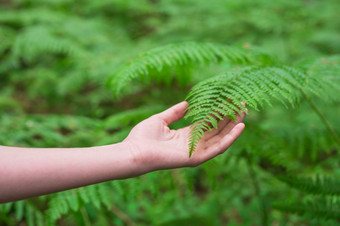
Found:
[246,156,269,226]
[301,91,340,147]
[80,207,91,226]
[111,204,137,226]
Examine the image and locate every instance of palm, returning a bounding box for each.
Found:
[124,101,245,171]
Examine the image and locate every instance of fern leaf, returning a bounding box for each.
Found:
[273,199,340,220]
[86,185,101,209]
[97,183,112,209]
[25,203,44,226]
[26,204,34,226]
[107,42,253,97]
[185,66,313,156]
[45,184,110,224]
[47,194,70,223]
[300,55,340,102]
[0,27,15,54]
[276,175,340,196]
[11,26,84,64]
[15,201,24,221]
[64,191,80,212]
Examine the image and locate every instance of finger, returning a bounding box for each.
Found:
[203,122,245,159]
[241,102,248,114]
[155,101,188,125]
[203,107,247,141]
[205,117,245,147]
[235,107,247,122]
[203,116,231,140]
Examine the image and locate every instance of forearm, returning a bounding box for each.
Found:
[0,142,140,203]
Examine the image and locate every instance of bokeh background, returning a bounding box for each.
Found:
[0,0,339,225]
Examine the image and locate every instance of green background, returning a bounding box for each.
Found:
[0,0,339,225]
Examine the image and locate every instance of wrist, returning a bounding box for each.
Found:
[77,142,147,181]
[121,139,154,176]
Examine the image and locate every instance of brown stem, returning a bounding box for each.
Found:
[80,207,91,226]
[111,204,137,226]
[301,91,340,147]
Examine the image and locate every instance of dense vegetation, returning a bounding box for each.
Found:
[0,0,339,225]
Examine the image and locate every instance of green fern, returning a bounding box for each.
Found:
[46,183,113,225]
[276,175,340,196]
[276,123,339,160]
[273,199,340,221]
[0,201,44,226]
[107,42,256,97]
[11,26,84,64]
[0,26,14,54]
[0,8,66,26]
[106,42,337,156]
[1,1,339,225]
[185,66,315,155]
[299,55,340,102]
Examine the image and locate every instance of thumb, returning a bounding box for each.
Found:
[155,101,188,125]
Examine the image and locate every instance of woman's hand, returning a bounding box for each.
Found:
[124,101,246,173]
[0,101,245,203]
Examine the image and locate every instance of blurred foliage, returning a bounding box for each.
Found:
[0,0,340,225]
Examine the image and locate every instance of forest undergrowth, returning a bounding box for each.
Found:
[0,0,339,225]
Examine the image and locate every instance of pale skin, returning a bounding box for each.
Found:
[0,101,245,203]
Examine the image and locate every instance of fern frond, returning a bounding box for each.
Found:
[185,66,313,155]
[301,55,340,102]
[0,201,45,226]
[239,125,296,173]
[278,122,339,160]
[273,199,340,220]
[11,26,84,64]
[46,183,112,224]
[107,42,253,97]
[0,114,100,147]
[0,26,15,54]
[0,8,66,26]
[276,175,340,196]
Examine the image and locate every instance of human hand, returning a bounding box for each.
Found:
[0,101,245,202]
[123,101,246,174]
